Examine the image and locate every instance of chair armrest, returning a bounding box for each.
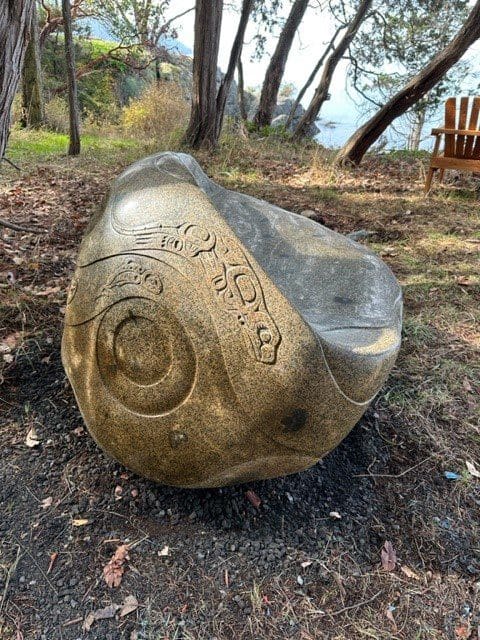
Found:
[431,127,480,136]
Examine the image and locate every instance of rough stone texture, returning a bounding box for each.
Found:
[62,152,402,488]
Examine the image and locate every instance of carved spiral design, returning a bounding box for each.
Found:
[96,298,196,416]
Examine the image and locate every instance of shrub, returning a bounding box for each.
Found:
[121,82,189,145]
[44,96,71,133]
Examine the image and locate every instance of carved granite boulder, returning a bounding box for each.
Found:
[62,152,402,488]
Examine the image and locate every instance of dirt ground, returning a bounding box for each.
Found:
[1,136,479,639]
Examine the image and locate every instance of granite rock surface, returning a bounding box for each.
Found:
[62,152,402,487]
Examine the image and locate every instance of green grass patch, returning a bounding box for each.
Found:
[7,129,141,163]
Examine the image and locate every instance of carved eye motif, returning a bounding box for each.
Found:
[96,298,196,416]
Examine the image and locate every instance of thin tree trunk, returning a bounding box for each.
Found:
[215,0,254,140]
[0,0,35,160]
[61,0,80,156]
[21,2,45,128]
[408,107,426,151]
[253,0,309,128]
[294,0,372,139]
[336,0,480,165]
[237,58,248,121]
[183,0,224,149]
[285,25,345,129]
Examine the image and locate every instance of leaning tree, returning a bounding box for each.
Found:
[336,0,480,165]
[0,0,35,160]
[293,0,373,139]
[346,0,471,151]
[253,0,309,128]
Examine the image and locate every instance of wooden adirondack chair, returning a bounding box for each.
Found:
[425,96,480,193]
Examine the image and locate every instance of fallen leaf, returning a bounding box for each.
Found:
[158,545,169,557]
[296,575,304,586]
[329,511,342,519]
[72,518,90,527]
[1,331,21,351]
[41,496,53,509]
[245,490,261,508]
[114,485,123,500]
[131,489,138,498]
[381,541,397,571]
[47,552,58,574]
[462,377,473,392]
[466,461,480,478]
[83,604,120,631]
[455,623,471,638]
[301,561,312,568]
[119,595,139,618]
[400,565,419,580]
[385,606,397,630]
[103,544,129,588]
[25,426,41,448]
[456,276,474,286]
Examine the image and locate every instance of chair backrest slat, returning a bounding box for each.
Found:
[455,97,469,157]
[444,97,456,157]
[472,134,480,159]
[464,97,480,157]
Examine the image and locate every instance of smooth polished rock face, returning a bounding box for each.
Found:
[62,152,402,488]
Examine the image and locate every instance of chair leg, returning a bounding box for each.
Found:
[425,167,436,194]
[439,168,445,183]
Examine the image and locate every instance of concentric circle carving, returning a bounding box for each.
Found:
[96,298,196,415]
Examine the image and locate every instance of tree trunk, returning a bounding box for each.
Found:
[21,2,45,128]
[183,0,224,149]
[0,0,35,160]
[408,107,426,151]
[253,0,309,128]
[237,58,248,121]
[293,0,372,139]
[215,0,254,140]
[61,0,80,156]
[285,25,344,129]
[336,0,480,166]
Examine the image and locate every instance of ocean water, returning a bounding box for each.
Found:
[315,117,438,152]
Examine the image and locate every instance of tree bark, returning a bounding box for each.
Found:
[183,0,224,149]
[61,0,81,156]
[0,0,35,160]
[293,0,372,139]
[21,1,45,128]
[215,0,254,140]
[408,107,426,151]
[253,0,309,128]
[237,58,248,121]
[285,25,345,129]
[336,0,480,165]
